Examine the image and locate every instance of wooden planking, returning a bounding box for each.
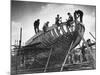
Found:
[45,32,58,48]
[46,31,57,47]
[46,31,54,44]
[30,35,42,45]
[40,32,53,47]
[45,32,53,44]
[37,35,46,48]
[38,31,56,48]
[26,24,56,45]
[38,27,72,48]
[41,37,48,47]
[37,44,43,48]
[25,31,44,45]
[26,22,69,45]
[43,33,52,47]
[25,22,65,46]
[51,32,72,49]
[39,33,50,48]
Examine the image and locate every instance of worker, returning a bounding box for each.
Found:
[59,17,62,24]
[68,52,73,64]
[81,42,87,62]
[34,19,40,34]
[87,39,91,45]
[66,12,73,32]
[43,21,49,32]
[74,10,83,23]
[55,14,60,26]
[67,12,73,27]
[74,49,82,64]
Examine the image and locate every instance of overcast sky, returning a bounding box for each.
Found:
[11,1,96,45]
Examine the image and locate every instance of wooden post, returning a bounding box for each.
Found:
[60,25,66,34]
[44,48,53,72]
[16,27,22,74]
[89,32,96,40]
[60,42,73,72]
[19,27,22,49]
[55,27,61,36]
[52,29,58,38]
[15,52,17,74]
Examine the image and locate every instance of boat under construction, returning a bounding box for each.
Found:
[11,20,96,74]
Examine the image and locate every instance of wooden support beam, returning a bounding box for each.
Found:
[60,41,73,72]
[89,32,96,40]
[44,48,53,72]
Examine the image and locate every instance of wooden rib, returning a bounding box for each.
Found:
[52,29,58,38]
[60,25,66,34]
[50,30,55,40]
[55,27,61,36]
[65,24,70,33]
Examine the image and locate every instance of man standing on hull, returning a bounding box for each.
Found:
[74,10,83,23]
[34,19,40,34]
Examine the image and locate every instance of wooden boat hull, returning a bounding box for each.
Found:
[35,22,85,66]
[21,21,85,66]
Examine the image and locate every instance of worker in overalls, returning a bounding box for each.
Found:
[34,19,40,34]
[55,14,61,34]
[43,21,49,32]
[66,12,73,32]
[55,14,60,26]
